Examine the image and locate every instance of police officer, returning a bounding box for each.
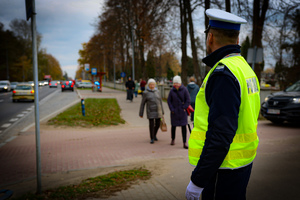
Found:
[185,9,260,200]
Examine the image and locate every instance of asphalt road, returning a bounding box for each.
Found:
[0,86,58,132]
[0,86,79,144]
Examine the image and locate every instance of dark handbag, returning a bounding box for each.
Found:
[175,91,194,116]
[160,116,167,132]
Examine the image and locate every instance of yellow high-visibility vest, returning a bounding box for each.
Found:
[188,54,260,169]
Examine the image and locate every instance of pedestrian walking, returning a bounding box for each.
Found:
[167,75,191,149]
[185,9,260,200]
[139,79,164,144]
[140,79,146,95]
[187,77,199,122]
[125,77,135,102]
[134,80,139,98]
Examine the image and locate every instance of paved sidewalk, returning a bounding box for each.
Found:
[0,87,194,199]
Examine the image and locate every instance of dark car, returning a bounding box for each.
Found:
[261,80,300,124]
[49,80,59,88]
[61,81,74,92]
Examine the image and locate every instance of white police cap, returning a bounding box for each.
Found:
[205,9,247,31]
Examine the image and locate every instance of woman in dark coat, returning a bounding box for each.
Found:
[167,75,190,149]
[139,79,164,144]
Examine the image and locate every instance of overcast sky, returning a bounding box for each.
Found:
[0,0,104,79]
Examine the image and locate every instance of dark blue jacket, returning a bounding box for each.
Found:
[191,45,242,188]
[167,85,191,126]
[187,82,200,104]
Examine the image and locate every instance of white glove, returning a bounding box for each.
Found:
[185,180,204,200]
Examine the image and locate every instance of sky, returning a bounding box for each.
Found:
[0,0,104,79]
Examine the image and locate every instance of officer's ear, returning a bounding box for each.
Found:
[208,32,214,45]
[237,37,239,45]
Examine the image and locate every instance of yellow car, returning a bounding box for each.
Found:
[12,84,35,102]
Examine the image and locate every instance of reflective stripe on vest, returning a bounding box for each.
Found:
[188,55,260,169]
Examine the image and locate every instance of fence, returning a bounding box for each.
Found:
[103,81,274,104]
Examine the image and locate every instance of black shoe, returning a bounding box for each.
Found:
[150,139,154,144]
[154,136,158,141]
[170,140,175,145]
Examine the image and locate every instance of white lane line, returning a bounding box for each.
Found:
[17,114,24,117]
[0,99,3,102]
[22,111,29,114]
[27,107,33,111]
[9,118,19,122]
[1,123,11,128]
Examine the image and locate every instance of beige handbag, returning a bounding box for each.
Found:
[160,116,167,132]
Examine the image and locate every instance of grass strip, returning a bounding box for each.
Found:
[48,98,125,127]
[13,168,151,200]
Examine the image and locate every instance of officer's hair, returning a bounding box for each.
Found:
[210,28,239,45]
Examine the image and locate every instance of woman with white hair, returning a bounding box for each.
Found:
[167,75,191,149]
[139,79,164,144]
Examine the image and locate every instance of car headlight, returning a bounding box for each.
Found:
[292,98,300,103]
[4,86,7,89]
[264,96,270,102]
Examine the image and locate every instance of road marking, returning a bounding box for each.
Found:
[9,118,19,122]
[0,99,3,102]
[17,114,24,117]
[1,123,11,128]
[22,111,29,114]
[27,107,33,111]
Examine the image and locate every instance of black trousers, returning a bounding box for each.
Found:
[202,163,253,200]
[171,125,187,143]
[149,118,161,140]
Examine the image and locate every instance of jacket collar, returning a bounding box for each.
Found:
[202,45,241,67]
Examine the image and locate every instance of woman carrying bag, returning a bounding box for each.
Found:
[139,79,164,144]
[167,75,191,149]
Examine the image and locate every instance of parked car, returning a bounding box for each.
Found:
[38,81,45,87]
[61,81,74,92]
[77,82,93,88]
[49,80,59,88]
[10,82,18,90]
[28,81,34,86]
[261,80,300,124]
[0,80,11,92]
[12,84,34,102]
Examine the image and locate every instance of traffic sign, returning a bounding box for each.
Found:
[91,68,97,75]
[25,0,33,21]
[84,64,90,71]
[121,72,126,78]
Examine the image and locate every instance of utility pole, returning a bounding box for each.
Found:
[26,0,41,194]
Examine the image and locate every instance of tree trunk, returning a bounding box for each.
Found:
[186,0,201,83]
[179,0,188,86]
[225,0,231,12]
[204,0,210,39]
[252,0,269,82]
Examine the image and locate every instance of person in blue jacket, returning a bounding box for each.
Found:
[187,77,200,122]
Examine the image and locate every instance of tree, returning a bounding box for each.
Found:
[241,36,251,60]
[146,50,156,78]
[179,0,188,85]
[186,0,201,82]
[166,62,174,80]
[252,0,269,82]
